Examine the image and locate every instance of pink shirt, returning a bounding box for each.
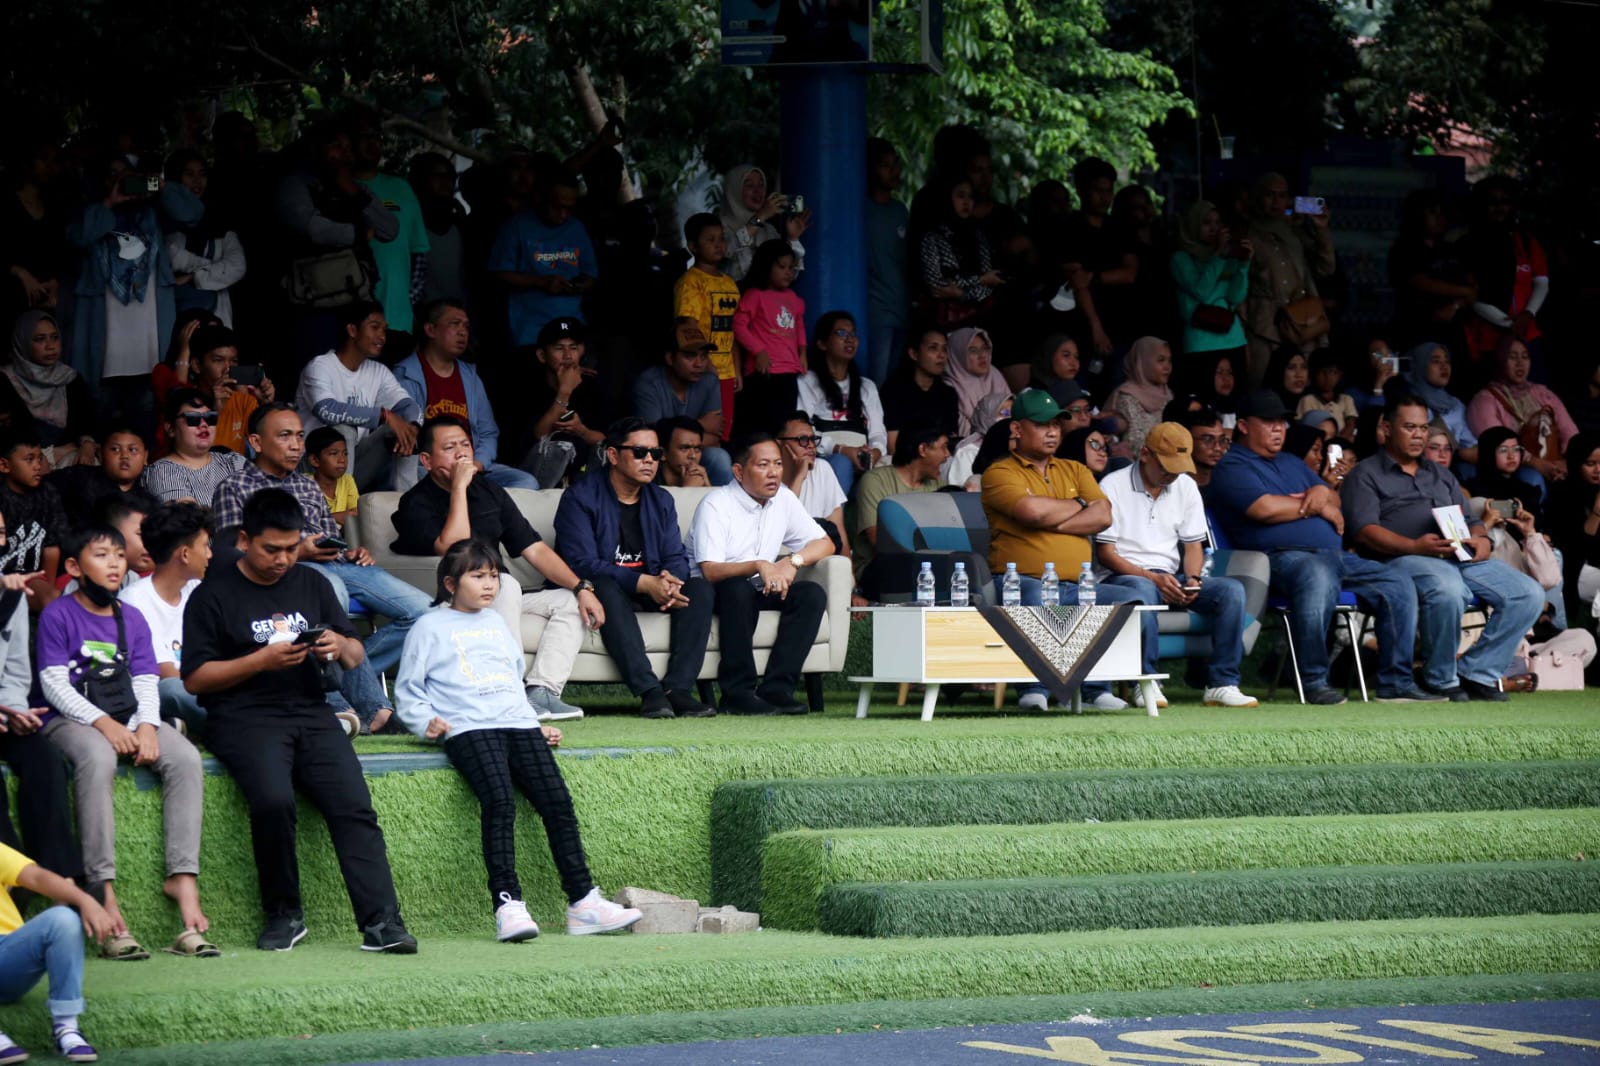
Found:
[1466,382,1579,452]
[733,288,807,376]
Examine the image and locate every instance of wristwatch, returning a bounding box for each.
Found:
[574,579,595,594]
[788,553,805,569]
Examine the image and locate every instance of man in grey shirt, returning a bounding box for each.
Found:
[632,320,731,484]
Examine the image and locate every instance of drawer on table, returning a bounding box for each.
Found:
[924,612,1026,679]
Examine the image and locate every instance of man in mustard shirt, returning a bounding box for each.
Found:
[980,389,1148,711]
[0,842,115,1063]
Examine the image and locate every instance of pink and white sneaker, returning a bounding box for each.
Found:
[494,893,540,943]
[566,888,643,935]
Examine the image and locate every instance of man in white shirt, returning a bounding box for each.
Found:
[776,413,848,558]
[1097,422,1258,708]
[293,301,423,492]
[688,434,834,715]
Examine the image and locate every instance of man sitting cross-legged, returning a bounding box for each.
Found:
[553,418,716,719]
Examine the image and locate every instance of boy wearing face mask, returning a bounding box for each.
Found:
[36,524,208,960]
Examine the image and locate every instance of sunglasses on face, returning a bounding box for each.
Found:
[620,446,665,461]
[180,412,220,427]
[1086,439,1108,452]
[780,435,822,447]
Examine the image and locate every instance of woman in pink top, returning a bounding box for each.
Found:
[1466,336,1578,484]
[733,239,807,434]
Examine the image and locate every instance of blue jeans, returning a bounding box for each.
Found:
[0,905,85,1018]
[867,325,906,386]
[825,452,858,497]
[1103,572,1247,687]
[159,676,205,737]
[335,658,393,728]
[1268,549,1419,694]
[991,574,1146,703]
[482,462,540,491]
[1388,556,1545,689]
[702,446,734,486]
[302,561,431,675]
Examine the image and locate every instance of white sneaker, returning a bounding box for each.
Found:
[566,888,643,935]
[1089,691,1129,711]
[1017,691,1050,711]
[1203,685,1260,708]
[494,892,540,942]
[334,710,360,738]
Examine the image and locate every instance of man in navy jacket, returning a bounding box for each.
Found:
[553,418,716,718]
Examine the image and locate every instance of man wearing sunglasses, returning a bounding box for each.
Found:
[553,418,716,719]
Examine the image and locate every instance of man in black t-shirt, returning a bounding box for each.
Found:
[47,425,148,529]
[521,316,607,486]
[392,416,602,721]
[553,418,715,719]
[183,489,416,954]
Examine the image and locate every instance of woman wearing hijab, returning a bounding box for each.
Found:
[943,326,1008,438]
[1185,349,1240,426]
[1171,200,1251,358]
[1242,172,1336,385]
[4,310,96,467]
[1405,341,1480,470]
[163,149,246,328]
[719,164,810,283]
[1467,336,1578,485]
[1102,336,1174,457]
[944,391,1011,489]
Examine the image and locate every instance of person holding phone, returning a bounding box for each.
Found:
[1242,172,1336,386]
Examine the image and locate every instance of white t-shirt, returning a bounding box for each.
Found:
[686,483,825,578]
[1098,465,1208,574]
[796,460,846,520]
[796,372,888,457]
[119,576,200,669]
[294,351,418,443]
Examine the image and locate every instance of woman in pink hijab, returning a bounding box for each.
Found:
[943,326,1009,437]
[1103,336,1175,456]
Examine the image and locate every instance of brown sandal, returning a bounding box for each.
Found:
[100,933,150,961]
[163,929,221,957]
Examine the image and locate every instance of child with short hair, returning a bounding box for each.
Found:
[394,539,642,943]
[37,526,211,960]
[675,213,743,434]
[0,428,68,613]
[0,844,116,1064]
[306,426,359,524]
[732,239,807,434]
[1295,349,1360,439]
[118,502,214,739]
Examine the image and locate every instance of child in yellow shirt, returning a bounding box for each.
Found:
[675,214,743,434]
[307,426,360,525]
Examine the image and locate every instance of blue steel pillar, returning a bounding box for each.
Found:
[780,68,868,364]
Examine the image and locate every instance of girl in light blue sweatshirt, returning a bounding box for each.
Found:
[395,539,641,942]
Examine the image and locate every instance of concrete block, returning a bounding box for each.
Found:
[628,899,700,934]
[696,906,761,934]
[616,887,694,909]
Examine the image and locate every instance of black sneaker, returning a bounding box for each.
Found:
[361,913,418,953]
[1421,684,1470,703]
[257,913,307,952]
[640,688,675,719]
[1461,677,1510,702]
[1304,687,1347,706]
[1376,686,1448,703]
[719,692,780,716]
[757,689,808,715]
[666,689,717,717]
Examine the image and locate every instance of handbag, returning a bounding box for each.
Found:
[1190,303,1236,334]
[283,249,375,309]
[1522,531,1562,590]
[1516,641,1586,691]
[77,603,139,724]
[1277,292,1330,346]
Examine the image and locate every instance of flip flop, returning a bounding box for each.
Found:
[100,933,150,961]
[163,929,221,958]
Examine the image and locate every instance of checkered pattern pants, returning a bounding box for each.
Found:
[443,726,594,911]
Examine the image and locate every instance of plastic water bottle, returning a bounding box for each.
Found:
[1199,547,1216,581]
[1040,562,1060,607]
[950,562,970,607]
[915,561,936,607]
[1002,563,1021,606]
[1078,562,1097,607]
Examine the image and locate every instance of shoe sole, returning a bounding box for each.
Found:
[567,912,643,936]
[1204,700,1260,707]
[541,710,585,720]
[360,940,418,953]
[260,925,308,952]
[0,1051,30,1065]
[640,709,675,719]
[496,926,540,943]
[1376,695,1446,704]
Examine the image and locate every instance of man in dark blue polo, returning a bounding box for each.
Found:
[1208,389,1428,705]
[1341,394,1543,702]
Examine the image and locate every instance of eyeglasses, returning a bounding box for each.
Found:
[779,435,822,448]
[1086,439,1108,452]
[832,329,858,341]
[1065,404,1091,416]
[1496,445,1525,457]
[619,446,665,461]
[180,412,219,427]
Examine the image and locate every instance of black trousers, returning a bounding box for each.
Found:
[0,732,83,882]
[713,578,827,701]
[443,727,593,911]
[590,575,715,696]
[208,712,400,929]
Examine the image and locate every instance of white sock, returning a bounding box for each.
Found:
[53,1015,79,1032]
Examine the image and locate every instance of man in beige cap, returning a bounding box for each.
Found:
[1097,422,1259,708]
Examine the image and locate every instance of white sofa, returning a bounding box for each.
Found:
[349,487,852,689]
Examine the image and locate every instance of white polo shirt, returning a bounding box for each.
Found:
[1098,464,1207,574]
[687,482,826,577]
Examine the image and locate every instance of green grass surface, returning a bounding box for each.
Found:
[818,859,1600,937]
[85,971,1600,1066]
[711,761,1600,911]
[10,917,1600,1056]
[760,808,1600,930]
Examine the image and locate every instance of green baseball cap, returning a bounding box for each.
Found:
[1012,389,1063,424]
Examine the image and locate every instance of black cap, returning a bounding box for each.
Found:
[1049,379,1089,409]
[537,316,587,348]
[1237,388,1291,421]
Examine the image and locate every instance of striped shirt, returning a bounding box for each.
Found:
[142,452,249,507]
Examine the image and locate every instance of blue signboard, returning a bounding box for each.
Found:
[721,0,871,66]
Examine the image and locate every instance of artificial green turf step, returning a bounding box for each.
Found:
[711,760,1600,910]
[12,916,1599,1055]
[818,859,1600,937]
[759,807,1600,930]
